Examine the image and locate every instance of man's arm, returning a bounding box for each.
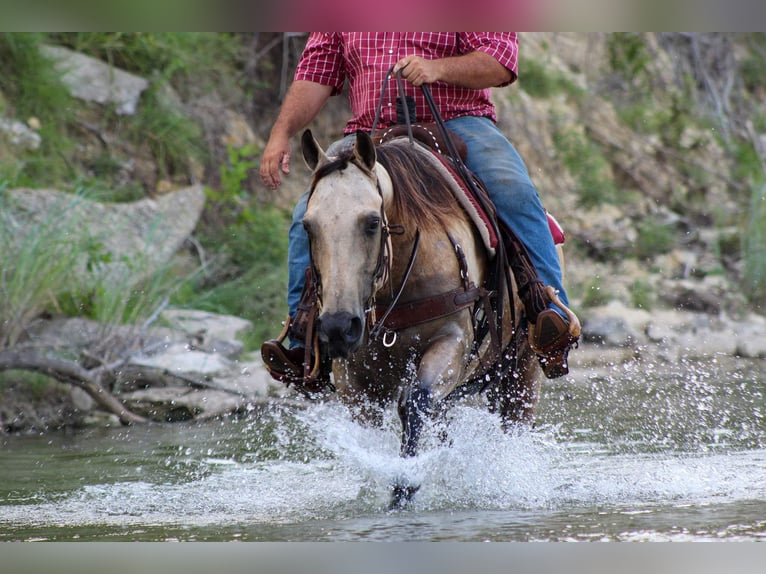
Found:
[260,80,334,190]
[394,51,512,89]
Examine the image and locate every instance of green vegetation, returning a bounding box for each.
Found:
[0,189,88,346]
[175,144,290,349]
[606,33,651,90]
[634,218,675,261]
[629,279,655,310]
[552,125,620,208]
[744,184,766,310]
[519,57,582,100]
[0,33,76,186]
[0,33,290,351]
[581,275,610,308]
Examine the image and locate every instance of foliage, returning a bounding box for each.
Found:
[176,144,290,348]
[0,32,76,186]
[738,34,766,97]
[634,219,675,261]
[606,33,651,89]
[581,275,610,308]
[127,85,206,182]
[630,279,655,310]
[47,33,247,99]
[552,126,620,208]
[743,184,766,310]
[0,189,88,346]
[0,184,193,348]
[519,58,582,100]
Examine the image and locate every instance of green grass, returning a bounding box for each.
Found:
[581,275,610,308]
[743,184,766,309]
[552,126,620,208]
[634,218,675,260]
[518,57,583,100]
[0,33,77,187]
[0,189,89,346]
[173,144,291,349]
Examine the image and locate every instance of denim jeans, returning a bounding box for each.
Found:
[286,117,568,325]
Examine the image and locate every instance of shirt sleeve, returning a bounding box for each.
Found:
[294,33,347,95]
[458,32,518,86]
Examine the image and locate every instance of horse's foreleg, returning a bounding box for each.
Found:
[398,384,432,457]
[390,384,430,509]
[390,329,469,509]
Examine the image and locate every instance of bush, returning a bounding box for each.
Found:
[552,127,619,208]
[175,144,290,349]
[743,184,766,310]
[634,218,675,260]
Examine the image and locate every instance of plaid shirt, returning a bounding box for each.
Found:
[294,32,519,134]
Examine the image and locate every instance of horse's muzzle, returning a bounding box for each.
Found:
[318,311,364,359]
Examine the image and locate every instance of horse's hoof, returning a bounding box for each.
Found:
[388,481,421,510]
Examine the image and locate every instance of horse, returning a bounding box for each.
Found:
[300,128,541,507]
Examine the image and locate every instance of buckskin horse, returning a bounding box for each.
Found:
[298,127,569,507]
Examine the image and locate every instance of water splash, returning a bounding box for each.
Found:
[1,356,765,540]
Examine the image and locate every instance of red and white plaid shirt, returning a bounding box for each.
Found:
[294,32,518,135]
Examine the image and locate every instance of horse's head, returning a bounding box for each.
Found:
[301,129,393,359]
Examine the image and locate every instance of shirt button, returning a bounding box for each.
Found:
[388,49,393,54]
[387,102,392,107]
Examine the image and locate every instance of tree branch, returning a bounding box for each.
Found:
[0,350,148,425]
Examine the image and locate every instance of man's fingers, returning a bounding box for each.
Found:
[260,150,290,189]
[280,152,291,174]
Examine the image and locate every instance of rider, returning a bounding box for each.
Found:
[260,33,578,379]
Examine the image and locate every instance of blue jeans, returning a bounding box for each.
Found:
[287,117,568,325]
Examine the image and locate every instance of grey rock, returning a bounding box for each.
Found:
[0,116,41,150]
[5,185,205,291]
[40,44,148,115]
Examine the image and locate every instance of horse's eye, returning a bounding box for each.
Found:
[365,215,381,235]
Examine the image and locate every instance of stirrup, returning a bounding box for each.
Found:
[260,315,333,397]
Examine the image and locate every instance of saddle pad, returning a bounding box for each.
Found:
[413,143,498,256]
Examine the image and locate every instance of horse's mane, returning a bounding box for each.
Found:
[311,139,467,235]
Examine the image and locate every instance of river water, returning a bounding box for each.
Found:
[1,354,764,542]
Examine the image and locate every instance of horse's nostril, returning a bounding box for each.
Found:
[346,316,363,342]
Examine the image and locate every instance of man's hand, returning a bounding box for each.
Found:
[260,133,291,190]
[258,81,333,190]
[394,52,512,90]
[393,56,443,87]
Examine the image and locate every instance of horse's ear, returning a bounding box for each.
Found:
[354,130,377,172]
[302,129,328,171]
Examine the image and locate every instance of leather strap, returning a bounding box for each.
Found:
[374,285,487,332]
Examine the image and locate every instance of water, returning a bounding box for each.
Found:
[1,355,764,541]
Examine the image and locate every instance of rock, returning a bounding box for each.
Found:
[5,185,205,291]
[582,300,650,346]
[220,109,259,149]
[160,309,252,358]
[70,387,95,412]
[734,314,766,358]
[0,116,41,150]
[130,343,233,376]
[40,44,148,115]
